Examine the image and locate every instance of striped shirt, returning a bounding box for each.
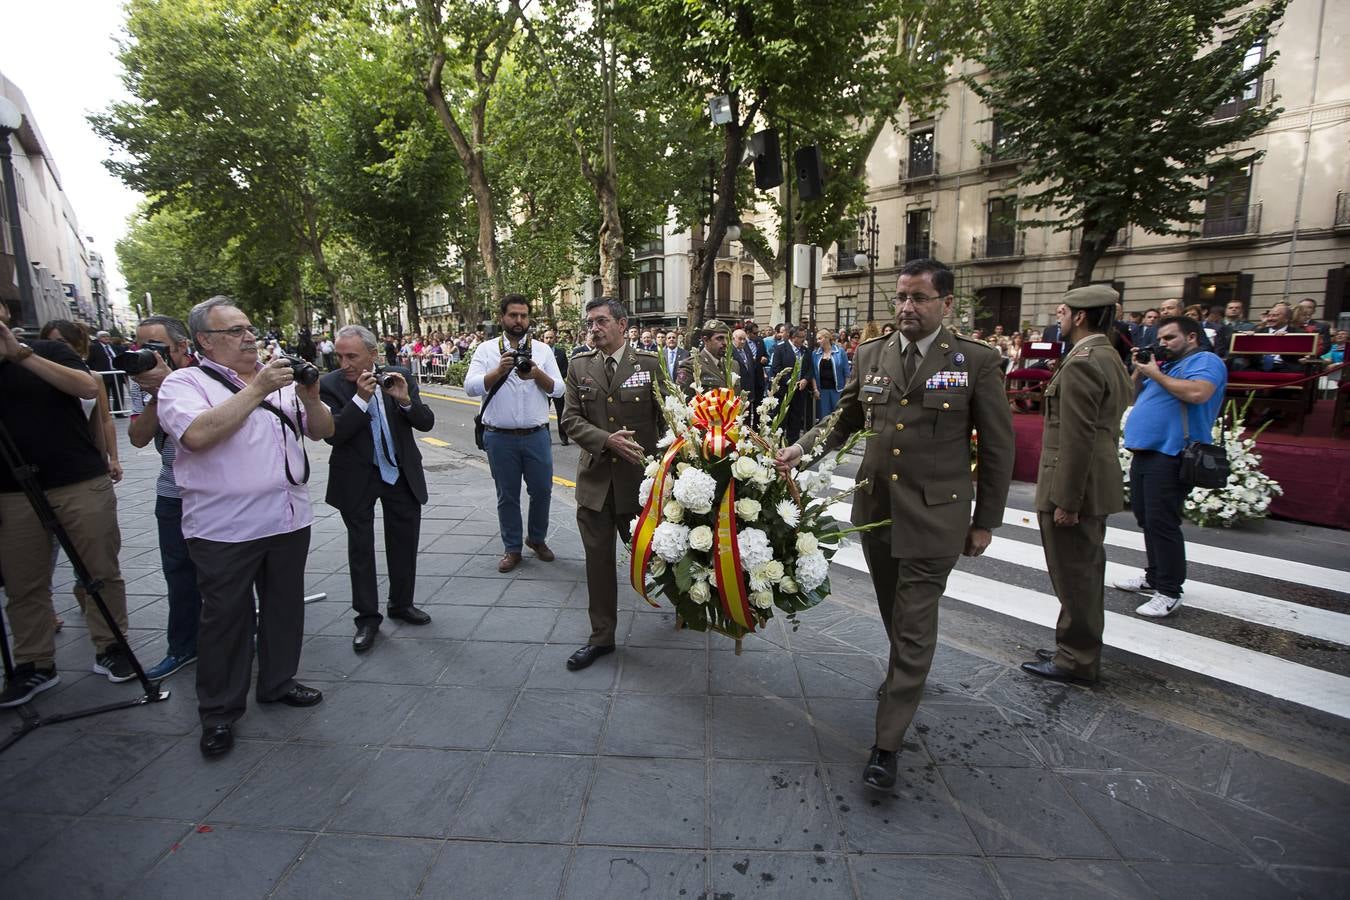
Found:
[129,380,181,499]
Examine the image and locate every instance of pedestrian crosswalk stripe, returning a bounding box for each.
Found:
[830,542,1350,720]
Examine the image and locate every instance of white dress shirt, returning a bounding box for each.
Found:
[464,335,565,428]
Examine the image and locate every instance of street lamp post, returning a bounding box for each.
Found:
[0,97,37,328]
[853,205,878,324]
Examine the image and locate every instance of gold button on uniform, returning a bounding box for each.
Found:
[950,492,958,499]
[608,417,616,422]
[890,473,898,481]
[895,423,904,431]
[900,398,909,406]
[608,396,614,403]
[892,449,900,456]
[942,402,950,410]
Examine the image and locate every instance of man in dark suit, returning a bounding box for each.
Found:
[771,326,814,442]
[321,324,435,653]
[543,329,570,444]
[732,326,765,423]
[659,331,690,383]
[86,330,124,413]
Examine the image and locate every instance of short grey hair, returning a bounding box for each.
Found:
[336,324,378,352]
[584,295,627,323]
[138,315,190,346]
[188,295,239,343]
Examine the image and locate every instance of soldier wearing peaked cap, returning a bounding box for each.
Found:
[1020,284,1132,687]
[560,297,665,672]
[676,319,736,395]
[774,258,1015,792]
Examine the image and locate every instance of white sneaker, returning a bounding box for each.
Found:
[1113,573,1154,594]
[1136,592,1183,618]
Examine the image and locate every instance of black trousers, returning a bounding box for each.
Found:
[341,474,422,627]
[188,526,311,727]
[1129,450,1187,597]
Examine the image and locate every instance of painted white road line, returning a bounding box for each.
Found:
[825,475,1350,595]
[830,542,1350,720]
[978,532,1350,647]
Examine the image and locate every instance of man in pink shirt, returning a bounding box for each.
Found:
[158,296,335,758]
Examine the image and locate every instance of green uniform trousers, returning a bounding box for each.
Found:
[1038,511,1107,681]
[576,486,632,647]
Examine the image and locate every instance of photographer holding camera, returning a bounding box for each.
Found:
[320,325,435,653]
[0,302,134,708]
[124,315,202,682]
[1116,315,1227,619]
[156,296,334,757]
[465,294,563,573]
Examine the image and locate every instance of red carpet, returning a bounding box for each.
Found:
[1008,399,1350,530]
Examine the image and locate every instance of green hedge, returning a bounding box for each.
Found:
[445,360,470,386]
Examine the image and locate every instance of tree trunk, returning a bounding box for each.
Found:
[298,190,348,328]
[402,271,420,333]
[687,114,750,342]
[1071,225,1113,288]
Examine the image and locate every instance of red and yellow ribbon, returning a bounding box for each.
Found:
[712,479,755,632]
[629,437,685,604]
[690,388,741,459]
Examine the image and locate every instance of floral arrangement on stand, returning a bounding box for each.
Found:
[1118,395,1282,527]
[628,354,888,649]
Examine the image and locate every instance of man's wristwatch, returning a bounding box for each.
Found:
[12,343,34,363]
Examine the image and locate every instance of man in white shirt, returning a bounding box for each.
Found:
[465,294,565,572]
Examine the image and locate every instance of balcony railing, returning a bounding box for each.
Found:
[1212,79,1275,121]
[1068,226,1131,252]
[635,295,663,314]
[835,249,862,273]
[979,148,1021,169]
[1335,191,1350,228]
[1200,203,1261,238]
[971,233,1025,260]
[894,240,935,266]
[899,153,940,182]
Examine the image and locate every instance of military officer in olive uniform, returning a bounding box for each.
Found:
[1021,285,1132,686]
[777,258,1015,792]
[561,297,665,671]
[675,319,736,395]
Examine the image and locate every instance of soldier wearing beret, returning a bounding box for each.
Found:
[676,319,736,395]
[560,297,665,671]
[776,258,1015,791]
[1020,285,1132,686]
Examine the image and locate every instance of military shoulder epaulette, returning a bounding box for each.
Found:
[634,348,658,357]
[574,348,599,358]
[857,334,887,347]
[953,333,991,345]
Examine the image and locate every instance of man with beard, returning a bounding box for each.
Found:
[465,294,565,573]
[676,319,735,394]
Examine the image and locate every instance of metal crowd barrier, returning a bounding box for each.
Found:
[92,369,133,418]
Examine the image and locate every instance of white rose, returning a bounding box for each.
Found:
[688,525,714,552]
[778,576,800,594]
[762,560,785,582]
[735,498,761,521]
[644,460,660,478]
[750,590,774,609]
[730,455,761,482]
[795,533,818,555]
[649,557,667,576]
[689,580,711,604]
[663,500,685,523]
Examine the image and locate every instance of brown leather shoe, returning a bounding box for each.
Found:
[525,540,555,562]
[498,552,523,573]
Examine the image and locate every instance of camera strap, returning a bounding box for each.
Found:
[198,365,310,486]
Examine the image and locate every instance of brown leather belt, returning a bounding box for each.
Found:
[483,424,547,436]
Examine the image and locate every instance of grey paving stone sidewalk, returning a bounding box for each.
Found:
[2,440,1348,899]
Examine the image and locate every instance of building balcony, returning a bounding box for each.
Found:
[899,154,940,183]
[635,295,664,315]
[1068,226,1131,253]
[1211,79,1275,121]
[978,148,1021,170]
[835,250,861,273]
[1335,191,1350,229]
[970,233,1024,261]
[894,240,936,266]
[1199,203,1261,239]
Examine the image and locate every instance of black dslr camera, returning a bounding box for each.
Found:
[277,354,321,386]
[505,347,534,375]
[372,365,400,390]
[1134,344,1170,365]
[113,341,173,375]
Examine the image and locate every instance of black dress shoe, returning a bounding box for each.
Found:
[862,746,897,791]
[353,624,379,653]
[262,683,324,707]
[387,606,432,625]
[1020,658,1096,686]
[1035,648,1055,662]
[566,644,615,671]
[200,724,233,757]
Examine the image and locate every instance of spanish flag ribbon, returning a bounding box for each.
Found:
[712,479,755,633]
[628,437,685,605]
[689,388,741,459]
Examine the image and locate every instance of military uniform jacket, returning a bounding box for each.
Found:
[561,346,664,515]
[675,347,732,395]
[1034,332,1132,516]
[798,327,1015,559]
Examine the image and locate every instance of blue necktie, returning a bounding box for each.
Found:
[369,393,400,485]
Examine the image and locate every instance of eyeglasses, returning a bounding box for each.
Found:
[891,294,945,307]
[585,317,615,328]
[200,325,260,338]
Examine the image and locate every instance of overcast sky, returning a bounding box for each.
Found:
[6,1,142,314]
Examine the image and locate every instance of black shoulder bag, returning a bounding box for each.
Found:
[198,366,311,486]
[1177,401,1229,490]
[473,337,532,450]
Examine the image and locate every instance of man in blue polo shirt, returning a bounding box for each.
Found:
[1115,316,1227,617]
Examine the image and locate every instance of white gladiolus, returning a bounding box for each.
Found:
[644,460,660,478]
[751,465,775,488]
[688,525,714,552]
[652,522,690,562]
[795,533,818,555]
[734,498,761,521]
[663,500,685,523]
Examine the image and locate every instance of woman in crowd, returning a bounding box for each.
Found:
[812,328,850,419]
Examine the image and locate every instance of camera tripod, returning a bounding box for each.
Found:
[0,419,168,754]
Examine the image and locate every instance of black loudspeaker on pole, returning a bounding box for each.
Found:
[794,145,825,201]
[751,130,783,189]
